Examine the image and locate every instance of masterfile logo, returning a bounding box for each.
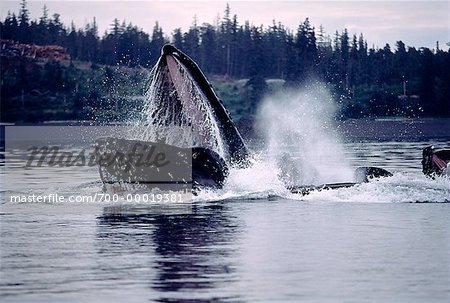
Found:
[3,125,193,203]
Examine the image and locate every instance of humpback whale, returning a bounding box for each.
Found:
[95,45,392,194]
[95,45,249,191]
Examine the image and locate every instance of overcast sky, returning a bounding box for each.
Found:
[1,0,449,50]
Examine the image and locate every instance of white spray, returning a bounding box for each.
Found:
[255,82,354,186]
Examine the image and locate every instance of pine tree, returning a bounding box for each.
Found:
[172,28,183,50]
[199,24,218,74]
[149,22,166,64]
[18,0,30,42]
[184,17,200,61]
[340,29,350,90]
[18,0,29,26]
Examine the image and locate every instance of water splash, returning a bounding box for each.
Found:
[193,80,450,202]
[255,82,354,186]
[291,173,450,203]
[194,82,359,200]
[194,169,450,204]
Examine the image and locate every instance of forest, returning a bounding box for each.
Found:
[1,0,449,123]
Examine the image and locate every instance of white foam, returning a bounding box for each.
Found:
[195,83,450,204]
[194,155,289,202]
[255,83,354,185]
[292,173,450,203]
[194,169,450,203]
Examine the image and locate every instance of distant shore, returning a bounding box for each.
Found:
[336,118,450,141]
[3,118,450,143]
[240,117,450,141]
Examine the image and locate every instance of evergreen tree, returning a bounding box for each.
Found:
[172,28,183,50]
[419,48,436,115]
[245,25,267,113]
[18,0,30,42]
[288,18,318,83]
[1,2,449,121]
[199,24,218,73]
[149,22,166,65]
[184,19,200,62]
[340,29,350,90]
[219,3,233,76]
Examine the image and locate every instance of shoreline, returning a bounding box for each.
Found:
[2,117,450,142]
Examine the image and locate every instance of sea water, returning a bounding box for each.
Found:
[1,130,450,302]
[2,80,450,301]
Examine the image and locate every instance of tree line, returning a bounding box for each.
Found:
[1,0,449,120]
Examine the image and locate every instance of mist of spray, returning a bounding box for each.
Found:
[255,82,354,185]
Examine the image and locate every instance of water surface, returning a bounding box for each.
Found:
[1,124,450,302]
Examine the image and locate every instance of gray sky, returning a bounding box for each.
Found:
[1,0,449,50]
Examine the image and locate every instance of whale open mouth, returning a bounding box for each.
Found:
[136,44,249,165]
